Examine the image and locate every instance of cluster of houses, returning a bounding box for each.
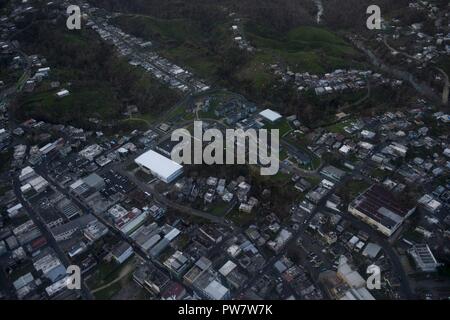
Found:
[83,3,210,94]
[228,12,254,52]
[271,65,401,96]
[378,1,450,66]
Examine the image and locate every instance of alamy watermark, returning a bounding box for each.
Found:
[66,5,81,30]
[366,264,381,290]
[66,265,81,290]
[366,5,382,30]
[171,121,279,176]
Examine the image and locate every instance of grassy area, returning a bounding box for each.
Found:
[250,165,290,184]
[0,184,11,197]
[279,149,289,161]
[135,169,153,182]
[93,281,122,300]
[264,119,292,137]
[268,171,291,183]
[209,200,230,216]
[166,104,192,121]
[116,15,205,45]
[234,52,275,92]
[126,162,139,172]
[16,21,179,127]
[324,118,355,134]
[20,84,121,123]
[114,15,223,79]
[9,262,34,280]
[86,258,134,294]
[245,24,362,74]
[309,153,322,170]
[162,45,219,79]
[228,209,257,227]
[111,13,363,108]
[120,118,151,130]
[0,151,12,173]
[86,261,118,289]
[339,179,370,199]
[370,168,391,180]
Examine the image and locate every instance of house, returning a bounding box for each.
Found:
[55,89,69,98]
[418,194,442,213]
[337,256,375,300]
[50,214,96,242]
[408,244,440,272]
[163,250,191,277]
[112,242,134,264]
[133,262,170,294]
[320,165,346,182]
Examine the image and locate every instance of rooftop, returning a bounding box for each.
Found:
[135,150,183,181]
[350,184,414,230]
[259,109,282,122]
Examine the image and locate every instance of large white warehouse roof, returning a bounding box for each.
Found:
[259,109,282,122]
[135,150,183,183]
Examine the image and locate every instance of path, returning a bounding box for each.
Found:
[91,263,134,294]
[383,36,448,106]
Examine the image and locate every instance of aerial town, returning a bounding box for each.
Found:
[0,0,449,303]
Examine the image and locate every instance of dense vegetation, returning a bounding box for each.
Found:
[14,17,180,128]
[112,13,367,126]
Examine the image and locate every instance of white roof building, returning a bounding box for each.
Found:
[56,89,69,98]
[135,150,183,183]
[337,256,375,300]
[218,260,237,277]
[339,145,351,155]
[408,244,440,272]
[259,109,282,122]
[203,280,229,300]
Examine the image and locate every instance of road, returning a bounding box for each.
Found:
[1,17,96,299]
[311,141,415,299]
[383,36,449,106]
[337,209,414,298]
[11,176,94,300]
[350,36,441,105]
[112,158,228,225]
[3,3,416,300]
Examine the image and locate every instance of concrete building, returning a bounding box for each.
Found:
[133,262,170,294]
[193,270,230,300]
[320,165,346,182]
[83,173,105,190]
[135,150,183,183]
[112,242,134,264]
[348,184,415,237]
[337,256,375,300]
[163,250,191,277]
[183,257,212,286]
[50,214,97,242]
[408,244,440,272]
[259,109,282,123]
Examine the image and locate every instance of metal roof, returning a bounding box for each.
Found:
[259,109,282,122]
[135,150,183,181]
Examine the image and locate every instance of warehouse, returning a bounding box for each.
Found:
[135,150,183,183]
[348,184,415,237]
[259,109,282,123]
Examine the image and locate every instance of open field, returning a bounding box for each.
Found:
[245,23,363,74]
